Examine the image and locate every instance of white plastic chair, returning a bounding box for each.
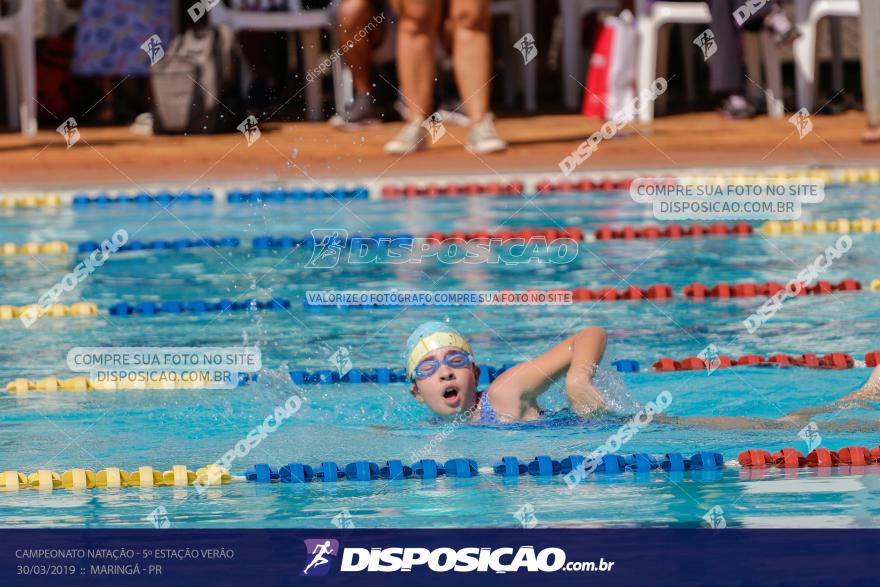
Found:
[792,0,859,111]
[491,0,537,111]
[209,0,345,121]
[635,0,784,124]
[0,0,37,135]
[560,0,620,110]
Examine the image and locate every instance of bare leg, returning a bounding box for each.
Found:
[392,0,440,122]
[449,0,491,121]
[338,0,378,95]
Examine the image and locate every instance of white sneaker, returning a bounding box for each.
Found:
[384,120,429,155]
[466,114,507,154]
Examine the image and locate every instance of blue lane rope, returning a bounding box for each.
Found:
[245,452,724,483]
[75,233,417,254]
[227,186,368,202]
[108,298,291,316]
[69,186,369,206]
[72,190,215,206]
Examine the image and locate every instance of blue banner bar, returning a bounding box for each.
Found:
[1,529,877,586]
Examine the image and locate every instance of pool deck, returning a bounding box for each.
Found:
[1,111,879,191]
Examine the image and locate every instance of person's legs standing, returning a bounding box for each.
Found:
[384,0,440,153]
[449,0,505,152]
[393,0,440,122]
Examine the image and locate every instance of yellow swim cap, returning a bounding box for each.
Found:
[405,321,473,381]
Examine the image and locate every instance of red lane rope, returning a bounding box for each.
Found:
[651,351,880,372]
[739,446,878,468]
[594,222,754,240]
[425,226,585,242]
[682,279,862,299]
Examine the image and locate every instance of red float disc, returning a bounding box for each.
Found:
[796,353,821,368]
[736,354,765,365]
[683,283,708,299]
[773,448,805,468]
[710,283,731,298]
[652,358,680,372]
[821,353,853,369]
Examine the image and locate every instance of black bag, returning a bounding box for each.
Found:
[150,25,243,134]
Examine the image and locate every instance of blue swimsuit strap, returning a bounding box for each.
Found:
[478,392,499,424]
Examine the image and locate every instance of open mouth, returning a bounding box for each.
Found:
[442,386,460,405]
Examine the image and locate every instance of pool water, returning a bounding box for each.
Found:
[2,181,880,528]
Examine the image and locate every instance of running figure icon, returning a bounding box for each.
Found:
[301,539,339,576]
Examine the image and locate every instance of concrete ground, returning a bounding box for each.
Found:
[1,110,878,191]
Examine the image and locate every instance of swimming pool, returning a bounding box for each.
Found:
[2,177,880,528]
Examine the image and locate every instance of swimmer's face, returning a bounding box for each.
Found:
[409,346,480,417]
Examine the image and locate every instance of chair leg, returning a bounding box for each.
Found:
[637,19,658,124]
[330,28,352,117]
[561,0,583,110]
[653,23,671,116]
[760,31,784,118]
[502,13,516,107]
[519,0,537,111]
[793,1,817,111]
[301,28,323,121]
[3,39,20,131]
[679,24,697,105]
[17,31,37,135]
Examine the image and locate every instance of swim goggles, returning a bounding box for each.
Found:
[413,350,473,380]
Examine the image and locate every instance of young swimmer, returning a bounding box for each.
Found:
[405,320,880,428]
[405,321,608,423]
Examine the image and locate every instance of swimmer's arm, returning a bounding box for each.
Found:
[778,365,880,423]
[487,326,607,418]
[837,365,880,403]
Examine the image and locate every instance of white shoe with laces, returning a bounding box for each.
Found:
[466,114,507,154]
[384,120,429,155]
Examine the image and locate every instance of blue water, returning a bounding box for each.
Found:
[2,182,880,528]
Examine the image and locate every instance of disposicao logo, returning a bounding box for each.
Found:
[301,539,340,577]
